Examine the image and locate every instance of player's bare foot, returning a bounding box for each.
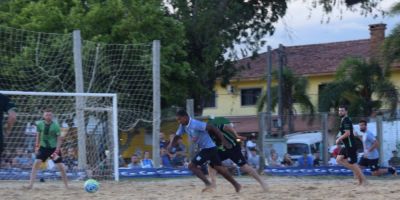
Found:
[234,183,241,193]
[201,185,214,193]
[358,179,368,186]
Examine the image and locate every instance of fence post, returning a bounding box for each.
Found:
[73,30,87,169]
[376,115,383,166]
[257,112,266,174]
[321,113,329,165]
[152,40,161,168]
[186,99,195,159]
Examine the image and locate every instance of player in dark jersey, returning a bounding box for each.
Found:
[0,93,17,160]
[336,105,367,185]
[208,117,267,191]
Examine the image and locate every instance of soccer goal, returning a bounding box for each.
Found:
[0,91,119,181]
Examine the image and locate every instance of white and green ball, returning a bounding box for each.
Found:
[84,179,99,193]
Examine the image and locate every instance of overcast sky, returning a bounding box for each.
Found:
[254,0,398,53]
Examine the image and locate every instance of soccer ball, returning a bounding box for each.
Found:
[84,179,99,193]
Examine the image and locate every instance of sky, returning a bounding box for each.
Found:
[251,0,399,54]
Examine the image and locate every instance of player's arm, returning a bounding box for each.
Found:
[54,125,64,154]
[206,124,232,149]
[5,108,16,135]
[222,125,246,141]
[367,136,379,152]
[336,130,350,145]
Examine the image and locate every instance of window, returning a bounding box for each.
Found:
[241,88,261,106]
[318,84,327,112]
[204,91,216,108]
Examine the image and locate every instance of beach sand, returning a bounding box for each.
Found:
[0,176,398,200]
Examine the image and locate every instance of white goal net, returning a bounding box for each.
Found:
[0,91,119,181]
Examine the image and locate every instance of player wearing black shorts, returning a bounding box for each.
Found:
[25,108,69,189]
[336,105,367,185]
[208,117,267,191]
[0,93,17,162]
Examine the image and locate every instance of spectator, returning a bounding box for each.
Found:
[24,122,37,151]
[160,132,170,149]
[313,152,322,167]
[389,150,400,167]
[168,136,186,167]
[246,134,257,159]
[297,152,313,167]
[63,147,78,170]
[269,152,282,167]
[281,153,294,167]
[247,148,260,170]
[328,154,338,166]
[118,154,126,167]
[12,148,32,169]
[140,151,154,168]
[128,154,141,169]
[160,147,172,168]
[1,149,12,168]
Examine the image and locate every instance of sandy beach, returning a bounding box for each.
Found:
[0,176,398,200]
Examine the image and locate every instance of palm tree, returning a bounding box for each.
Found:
[257,68,314,135]
[382,2,400,68]
[319,58,398,118]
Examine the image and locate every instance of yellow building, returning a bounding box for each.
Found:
[203,23,400,135]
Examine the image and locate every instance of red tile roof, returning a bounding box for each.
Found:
[233,39,371,80]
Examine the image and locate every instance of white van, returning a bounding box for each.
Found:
[286,132,322,161]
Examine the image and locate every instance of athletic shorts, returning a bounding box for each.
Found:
[36,147,63,163]
[339,147,358,164]
[218,145,247,167]
[191,147,221,167]
[359,157,379,171]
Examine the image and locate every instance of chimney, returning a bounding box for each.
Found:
[369,23,386,60]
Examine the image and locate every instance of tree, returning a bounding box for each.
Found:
[166,0,384,114]
[0,0,190,107]
[382,2,400,68]
[256,68,314,134]
[319,58,398,118]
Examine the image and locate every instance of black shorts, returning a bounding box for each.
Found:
[339,147,358,164]
[218,145,247,167]
[359,157,379,171]
[191,147,221,167]
[36,147,63,163]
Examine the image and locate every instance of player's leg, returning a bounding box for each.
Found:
[207,164,217,188]
[240,164,268,191]
[55,162,69,189]
[189,149,213,189]
[229,145,267,191]
[369,159,397,176]
[209,148,241,192]
[337,151,366,185]
[25,159,43,189]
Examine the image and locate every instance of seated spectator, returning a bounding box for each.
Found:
[328,154,337,166]
[389,150,400,167]
[168,136,186,167]
[160,148,172,168]
[159,132,170,149]
[313,152,322,167]
[297,152,313,167]
[246,134,257,159]
[1,149,13,168]
[128,154,141,169]
[63,147,78,170]
[247,148,260,170]
[269,152,282,167]
[140,151,154,168]
[12,148,32,169]
[281,153,294,167]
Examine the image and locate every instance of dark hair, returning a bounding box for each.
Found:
[339,105,348,110]
[176,109,189,117]
[359,119,367,125]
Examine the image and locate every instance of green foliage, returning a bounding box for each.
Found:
[0,0,189,107]
[319,58,398,117]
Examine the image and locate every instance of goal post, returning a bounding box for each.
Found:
[0,91,119,181]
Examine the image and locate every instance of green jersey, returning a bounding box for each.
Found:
[36,120,60,148]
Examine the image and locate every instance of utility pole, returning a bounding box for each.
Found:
[277,44,285,137]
